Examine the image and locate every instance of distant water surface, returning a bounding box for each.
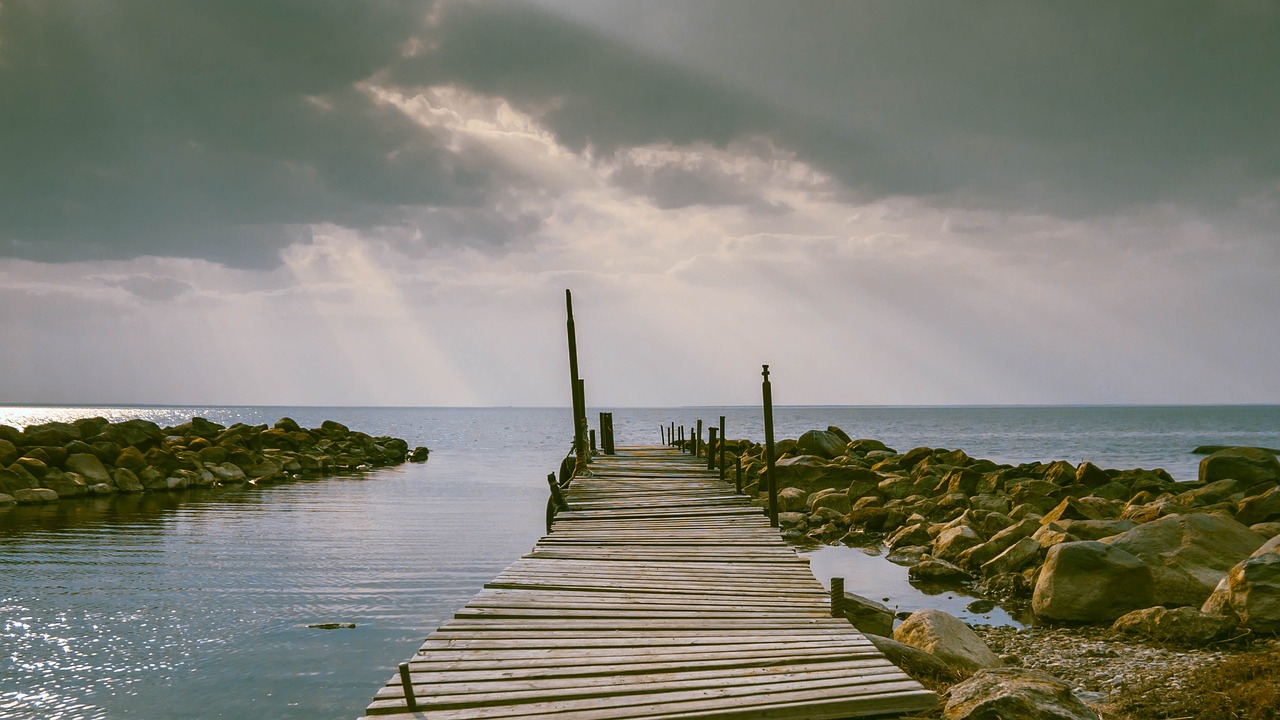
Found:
[1,405,1277,719]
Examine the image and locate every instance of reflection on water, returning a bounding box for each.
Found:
[1,407,566,720]
[802,544,1031,629]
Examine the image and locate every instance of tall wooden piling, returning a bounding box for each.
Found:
[565,290,589,476]
[696,419,703,457]
[762,364,779,527]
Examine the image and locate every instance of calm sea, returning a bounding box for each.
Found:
[2,405,1278,719]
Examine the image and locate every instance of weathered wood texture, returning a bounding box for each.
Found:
[360,448,936,719]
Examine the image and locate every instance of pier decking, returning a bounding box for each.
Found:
[360,447,937,719]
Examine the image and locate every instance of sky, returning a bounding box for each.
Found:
[1,0,1277,407]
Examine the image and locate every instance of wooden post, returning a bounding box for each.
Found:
[669,422,675,446]
[830,577,845,618]
[718,415,726,482]
[399,662,418,711]
[600,412,614,454]
[762,364,779,527]
[735,455,742,494]
[660,425,665,445]
[590,428,597,453]
[679,425,684,451]
[707,428,717,470]
[696,419,703,457]
[565,290,589,476]
[546,473,568,509]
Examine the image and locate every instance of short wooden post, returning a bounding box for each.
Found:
[399,662,418,711]
[762,364,779,527]
[669,422,675,446]
[546,472,568,509]
[696,419,703,457]
[718,415,726,482]
[589,428,597,453]
[660,425,665,445]
[735,455,742,494]
[830,577,845,618]
[707,428,717,470]
[600,412,614,454]
[679,425,685,451]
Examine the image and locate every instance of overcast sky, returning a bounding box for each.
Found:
[1,0,1277,407]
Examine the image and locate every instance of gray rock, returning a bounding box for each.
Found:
[1032,541,1154,623]
[910,556,974,584]
[65,453,112,485]
[777,486,808,512]
[13,488,58,504]
[1110,605,1236,645]
[1237,486,1280,526]
[796,429,848,459]
[1102,512,1266,606]
[1200,446,1280,485]
[863,633,961,685]
[943,667,1101,720]
[112,468,144,493]
[934,525,986,562]
[0,492,15,507]
[839,592,895,636]
[981,537,1042,577]
[894,609,1001,673]
[1201,553,1280,633]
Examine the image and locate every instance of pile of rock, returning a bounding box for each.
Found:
[725,428,1280,635]
[0,416,427,506]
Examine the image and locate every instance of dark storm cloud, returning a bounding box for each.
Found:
[0,0,504,268]
[448,0,1280,216]
[5,1,1277,269]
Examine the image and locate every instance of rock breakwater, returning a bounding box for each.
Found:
[0,416,426,507]
[721,427,1280,634]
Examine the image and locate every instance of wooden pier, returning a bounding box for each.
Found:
[360,447,937,719]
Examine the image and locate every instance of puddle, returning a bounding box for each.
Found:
[800,544,1031,629]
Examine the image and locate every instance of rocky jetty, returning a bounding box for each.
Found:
[0,416,425,507]
[723,429,1280,633]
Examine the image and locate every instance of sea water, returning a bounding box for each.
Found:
[2,405,1277,719]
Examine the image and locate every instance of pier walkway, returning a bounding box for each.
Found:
[360,447,937,719]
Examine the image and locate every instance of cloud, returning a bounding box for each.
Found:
[0,0,505,269]
[521,0,1280,218]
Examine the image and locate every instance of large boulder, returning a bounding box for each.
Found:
[1032,541,1154,623]
[1201,552,1280,633]
[1200,447,1280,485]
[1237,486,1280,526]
[776,486,808,512]
[13,488,58,504]
[1110,605,1236,645]
[943,668,1101,720]
[796,429,848,460]
[1101,513,1266,606]
[65,453,112,485]
[112,468,144,493]
[0,438,18,466]
[893,609,1000,673]
[981,537,1043,577]
[864,633,963,684]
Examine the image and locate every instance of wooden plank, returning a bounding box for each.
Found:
[360,446,935,720]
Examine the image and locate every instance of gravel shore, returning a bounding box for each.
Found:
[972,624,1278,710]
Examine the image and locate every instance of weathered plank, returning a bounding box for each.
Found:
[361,446,936,719]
